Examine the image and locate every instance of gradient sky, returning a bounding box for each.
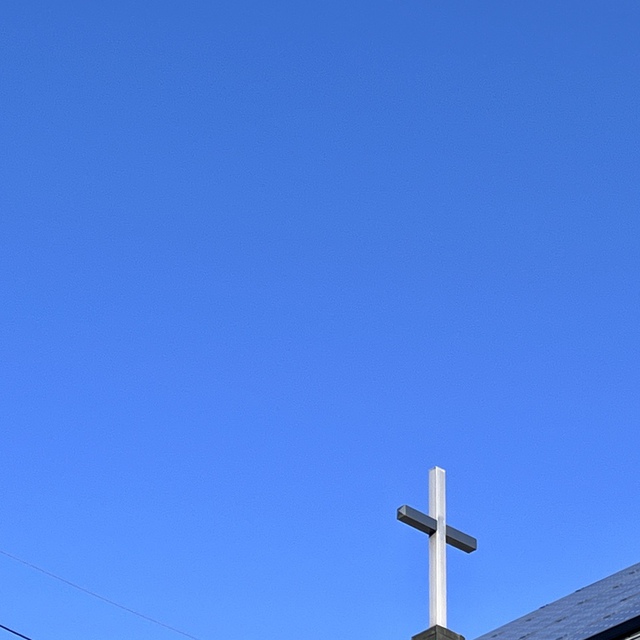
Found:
[2,2,640,640]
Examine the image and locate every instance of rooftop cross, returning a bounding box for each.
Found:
[397,467,477,630]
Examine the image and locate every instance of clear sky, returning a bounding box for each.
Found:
[2,2,639,640]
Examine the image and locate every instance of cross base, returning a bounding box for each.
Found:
[412,625,466,640]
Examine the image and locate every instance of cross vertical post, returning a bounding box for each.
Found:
[429,467,447,628]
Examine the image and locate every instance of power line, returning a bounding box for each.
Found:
[0,549,203,640]
[0,623,33,640]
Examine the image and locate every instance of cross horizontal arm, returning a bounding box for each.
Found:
[397,505,477,554]
[445,525,477,554]
[397,505,437,535]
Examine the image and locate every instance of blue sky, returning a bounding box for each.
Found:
[2,2,639,639]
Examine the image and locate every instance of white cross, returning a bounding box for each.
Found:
[397,467,477,629]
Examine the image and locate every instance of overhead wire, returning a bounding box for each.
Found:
[0,549,202,640]
[0,623,34,640]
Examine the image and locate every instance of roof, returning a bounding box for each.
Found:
[475,563,640,640]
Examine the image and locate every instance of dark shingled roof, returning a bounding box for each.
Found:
[475,563,640,640]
